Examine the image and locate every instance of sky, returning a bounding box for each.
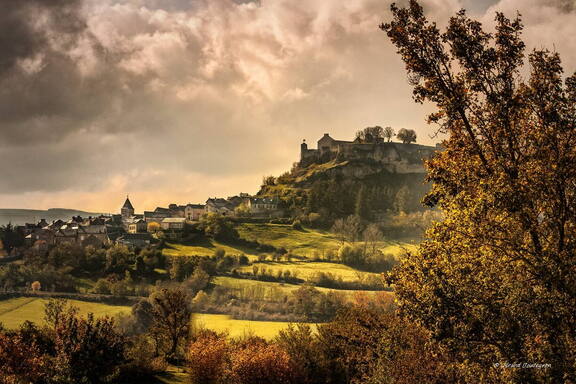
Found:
[1,0,575,213]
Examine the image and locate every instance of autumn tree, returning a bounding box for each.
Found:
[53,309,126,383]
[228,338,298,384]
[149,288,191,361]
[0,331,50,383]
[396,128,417,144]
[382,1,576,382]
[187,330,229,384]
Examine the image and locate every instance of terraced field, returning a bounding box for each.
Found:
[163,223,416,264]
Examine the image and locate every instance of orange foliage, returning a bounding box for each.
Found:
[0,333,49,384]
[228,339,298,384]
[187,330,229,384]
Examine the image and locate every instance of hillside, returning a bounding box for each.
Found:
[258,157,432,225]
[0,208,104,226]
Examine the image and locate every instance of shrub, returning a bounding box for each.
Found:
[118,335,167,382]
[228,339,297,384]
[237,254,249,265]
[0,332,50,383]
[338,244,364,266]
[214,248,226,259]
[291,219,303,230]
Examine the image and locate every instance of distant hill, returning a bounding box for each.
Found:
[0,208,106,226]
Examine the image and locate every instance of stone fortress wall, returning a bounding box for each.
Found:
[300,133,439,174]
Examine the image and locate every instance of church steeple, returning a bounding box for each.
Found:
[121,195,135,219]
[122,195,134,210]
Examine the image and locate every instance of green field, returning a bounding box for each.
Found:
[214,276,392,300]
[238,223,417,257]
[237,223,342,257]
[0,297,131,329]
[163,239,259,260]
[163,223,416,263]
[0,297,312,339]
[194,313,316,340]
[236,260,380,282]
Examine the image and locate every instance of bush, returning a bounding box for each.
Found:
[291,220,303,230]
[338,244,364,266]
[54,310,126,383]
[228,339,297,384]
[187,330,229,384]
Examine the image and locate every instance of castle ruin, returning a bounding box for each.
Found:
[300,133,439,174]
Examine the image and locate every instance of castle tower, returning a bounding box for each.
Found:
[300,139,308,160]
[121,196,134,220]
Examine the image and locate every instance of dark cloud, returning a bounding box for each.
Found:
[0,0,111,145]
[0,0,85,76]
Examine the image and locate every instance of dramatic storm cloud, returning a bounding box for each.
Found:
[0,0,575,211]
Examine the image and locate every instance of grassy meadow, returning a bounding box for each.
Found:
[0,297,131,329]
[0,297,311,339]
[162,239,259,260]
[236,260,380,282]
[213,276,393,300]
[194,313,316,340]
[164,223,416,260]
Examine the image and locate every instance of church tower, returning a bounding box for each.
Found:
[121,196,134,220]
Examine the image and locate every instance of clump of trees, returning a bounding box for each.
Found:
[199,213,240,242]
[355,126,416,144]
[188,331,298,384]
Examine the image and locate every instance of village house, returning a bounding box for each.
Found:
[205,198,234,216]
[168,204,186,218]
[246,197,282,217]
[161,217,186,231]
[144,209,170,223]
[116,233,152,248]
[128,219,147,234]
[185,204,205,221]
[161,217,186,240]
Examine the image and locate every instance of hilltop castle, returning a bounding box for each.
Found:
[300,133,439,174]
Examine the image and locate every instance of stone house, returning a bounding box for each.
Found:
[185,204,205,221]
[246,197,282,218]
[161,217,186,231]
[144,208,171,223]
[168,204,186,218]
[128,219,148,234]
[205,198,234,216]
[78,224,109,246]
[116,233,152,248]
